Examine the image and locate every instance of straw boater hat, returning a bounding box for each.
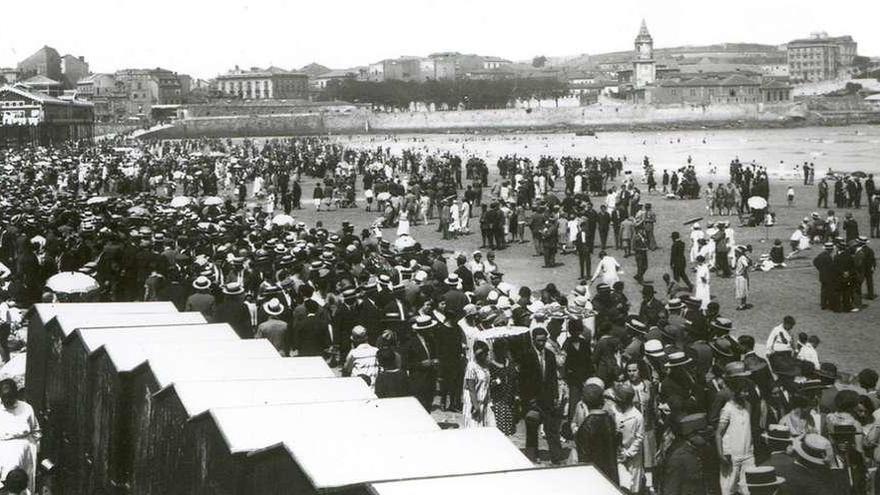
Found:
[412,315,437,331]
[792,433,831,466]
[192,276,211,291]
[665,351,693,368]
[222,281,244,296]
[761,424,793,444]
[710,317,733,334]
[743,466,785,488]
[263,298,284,316]
[444,274,461,288]
[643,339,665,358]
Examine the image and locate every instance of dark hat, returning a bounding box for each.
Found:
[829,423,858,437]
[1,468,28,490]
[676,413,708,437]
[596,283,610,292]
[762,424,793,444]
[710,337,737,358]
[709,317,733,334]
[743,466,785,488]
[817,362,838,381]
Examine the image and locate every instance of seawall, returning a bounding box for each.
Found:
[137,101,879,140]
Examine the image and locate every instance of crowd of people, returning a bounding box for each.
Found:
[0,136,877,494]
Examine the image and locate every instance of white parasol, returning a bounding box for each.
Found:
[45,271,100,294]
[271,214,296,227]
[170,196,192,208]
[202,196,223,206]
[747,196,768,209]
[86,196,109,205]
[393,234,417,251]
[376,192,391,201]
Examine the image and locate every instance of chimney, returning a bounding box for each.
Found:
[79,56,84,62]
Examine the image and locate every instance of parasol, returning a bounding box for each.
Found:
[271,214,296,227]
[683,217,704,226]
[86,196,109,205]
[475,325,531,344]
[747,196,768,210]
[45,271,100,294]
[127,206,149,217]
[393,235,417,251]
[170,196,192,208]
[376,192,391,201]
[202,196,223,206]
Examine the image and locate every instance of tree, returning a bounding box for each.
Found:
[532,56,548,68]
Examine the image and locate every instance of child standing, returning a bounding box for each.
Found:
[787,186,795,206]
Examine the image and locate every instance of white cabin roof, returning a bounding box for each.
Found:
[34,301,177,326]
[262,427,532,489]
[368,465,622,495]
[145,356,334,388]
[55,311,205,338]
[96,332,274,371]
[208,397,434,454]
[167,376,376,418]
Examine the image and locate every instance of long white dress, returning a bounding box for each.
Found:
[449,203,462,233]
[689,229,704,262]
[460,201,471,233]
[593,256,621,286]
[694,263,711,310]
[462,360,495,428]
[0,400,40,494]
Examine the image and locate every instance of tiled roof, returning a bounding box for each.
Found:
[20,75,63,86]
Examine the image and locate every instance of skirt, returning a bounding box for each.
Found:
[735,276,749,299]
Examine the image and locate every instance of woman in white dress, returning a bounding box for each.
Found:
[396,209,411,237]
[689,224,704,262]
[694,255,711,310]
[591,251,622,287]
[462,341,495,428]
[0,380,40,494]
[449,200,462,237]
[460,200,471,234]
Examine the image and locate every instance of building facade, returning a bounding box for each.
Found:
[61,55,89,89]
[0,68,20,85]
[642,74,791,105]
[787,34,858,83]
[114,69,160,118]
[0,85,93,148]
[76,74,127,122]
[633,20,656,88]
[215,67,309,100]
[17,46,62,83]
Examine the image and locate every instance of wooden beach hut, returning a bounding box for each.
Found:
[57,324,240,494]
[76,331,275,494]
[367,465,624,495]
[179,397,440,495]
[40,312,206,468]
[25,302,176,414]
[127,356,334,494]
[141,378,381,494]
[245,428,533,495]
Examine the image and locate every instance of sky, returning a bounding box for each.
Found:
[1,0,877,79]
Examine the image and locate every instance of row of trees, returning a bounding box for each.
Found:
[319,78,570,111]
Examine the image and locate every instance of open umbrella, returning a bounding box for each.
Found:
[170,196,192,208]
[45,271,100,294]
[271,214,295,227]
[202,196,223,206]
[86,196,109,205]
[747,196,768,210]
[393,234,417,251]
[127,206,149,217]
[376,192,391,201]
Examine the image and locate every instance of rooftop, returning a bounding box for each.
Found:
[1,85,94,107]
[19,75,63,87]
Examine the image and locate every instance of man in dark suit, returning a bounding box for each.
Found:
[574,223,592,279]
[354,285,382,345]
[597,205,611,250]
[291,299,332,358]
[214,282,253,339]
[441,274,469,322]
[333,288,359,360]
[854,236,876,300]
[670,231,694,291]
[520,327,563,463]
[453,255,475,292]
[833,242,856,312]
[813,242,838,311]
[407,316,439,411]
[529,208,546,256]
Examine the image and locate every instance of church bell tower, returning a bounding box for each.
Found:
[633,19,656,88]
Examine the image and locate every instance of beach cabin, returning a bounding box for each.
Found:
[40,311,206,466]
[25,302,176,413]
[367,465,624,495]
[181,397,439,495]
[78,332,275,493]
[141,378,382,494]
[127,356,334,493]
[245,428,533,494]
